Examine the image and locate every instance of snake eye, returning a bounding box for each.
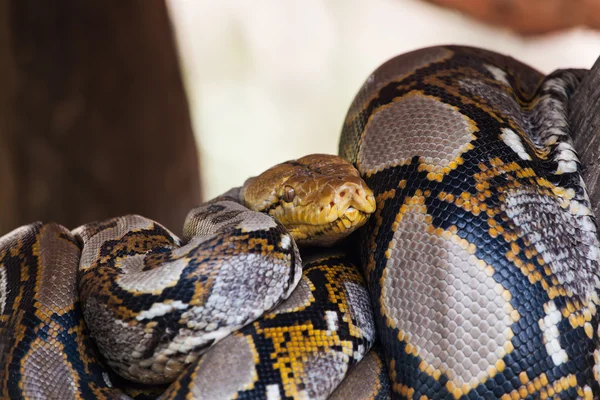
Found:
[282,185,296,203]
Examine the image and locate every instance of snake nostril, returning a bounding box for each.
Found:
[330,201,335,207]
[340,191,346,198]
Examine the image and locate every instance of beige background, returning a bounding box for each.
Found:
[167,0,600,200]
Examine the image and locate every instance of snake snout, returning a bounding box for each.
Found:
[328,182,376,223]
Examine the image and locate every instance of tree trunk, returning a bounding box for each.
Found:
[0,1,201,235]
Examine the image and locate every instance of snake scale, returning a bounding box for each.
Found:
[340,45,599,398]
[2,45,600,399]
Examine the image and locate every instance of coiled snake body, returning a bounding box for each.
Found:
[2,45,600,399]
[340,46,600,398]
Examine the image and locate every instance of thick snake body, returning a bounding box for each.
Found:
[1,197,376,399]
[74,200,302,385]
[0,223,127,399]
[340,45,600,398]
[159,249,375,399]
[2,45,600,400]
[329,345,391,400]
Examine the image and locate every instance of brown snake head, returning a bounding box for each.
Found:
[241,154,376,246]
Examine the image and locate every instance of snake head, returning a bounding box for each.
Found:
[241,154,376,246]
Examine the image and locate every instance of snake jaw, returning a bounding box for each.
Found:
[344,207,359,222]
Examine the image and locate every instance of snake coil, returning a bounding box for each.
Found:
[2,45,600,399]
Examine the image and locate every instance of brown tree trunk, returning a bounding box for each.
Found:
[0,1,201,235]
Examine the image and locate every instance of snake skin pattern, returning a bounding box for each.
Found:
[74,200,302,385]
[340,45,599,398]
[329,345,391,400]
[1,44,599,400]
[0,200,376,398]
[0,223,128,399]
[159,249,375,400]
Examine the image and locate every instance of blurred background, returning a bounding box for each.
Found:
[1,0,600,234]
[168,0,600,199]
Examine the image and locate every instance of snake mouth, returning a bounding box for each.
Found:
[280,201,375,247]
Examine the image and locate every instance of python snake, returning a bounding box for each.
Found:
[1,45,600,399]
[0,155,378,399]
